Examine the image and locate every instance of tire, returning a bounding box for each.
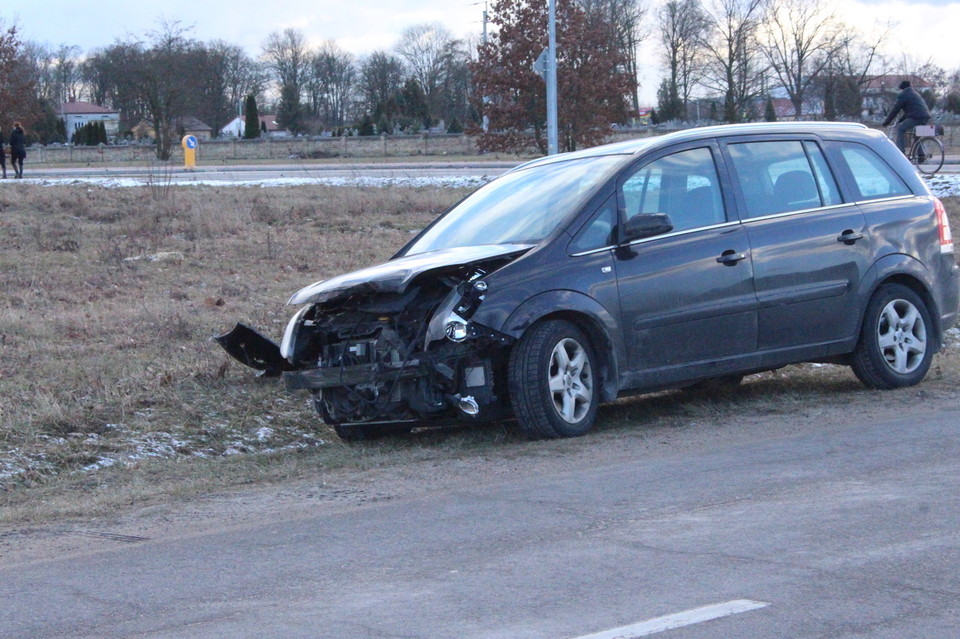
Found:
[851,284,934,389]
[508,320,600,439]
[914,137,944,175]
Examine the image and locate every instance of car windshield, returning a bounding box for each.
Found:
[403,155,625,255]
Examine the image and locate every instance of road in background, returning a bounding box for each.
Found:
[18,161,519,184]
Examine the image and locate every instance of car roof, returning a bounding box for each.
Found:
[514,122,873,171]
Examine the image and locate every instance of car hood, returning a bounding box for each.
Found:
[288,244,534,305]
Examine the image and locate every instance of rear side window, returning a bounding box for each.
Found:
[727,140,842,218]
[835,143,911,201]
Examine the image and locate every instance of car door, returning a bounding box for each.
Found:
[722,137,872,350]
[614,143,758,382]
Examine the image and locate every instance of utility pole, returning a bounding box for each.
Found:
[483,1,488,45]
[547,0,558,155]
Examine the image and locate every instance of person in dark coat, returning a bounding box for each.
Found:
[0,126,6,179]
[9,122,26,179]
[882,80,931,155]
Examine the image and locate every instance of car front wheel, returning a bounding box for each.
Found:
[851,283,934,389]
[508,320,600,439]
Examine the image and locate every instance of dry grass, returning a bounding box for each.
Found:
[1,185,958,524]
[0,182,470,517]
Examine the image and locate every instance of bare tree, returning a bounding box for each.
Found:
[83,22,207,158]
[307,41,356,130]
[758,0,841,118]
[395,23,454,100]
[658,0,708,120]
[359,51,406,123]
[821,28,887,119]
[262,28,311,132]
[17,40,53,103]
[50,44,82,104]
[580,0,648,113]
[190,41,267,135]
[698,0,768,122]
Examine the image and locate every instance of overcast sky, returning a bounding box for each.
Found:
[6,0,959,105]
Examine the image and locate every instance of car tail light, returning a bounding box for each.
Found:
[934,197,953,254]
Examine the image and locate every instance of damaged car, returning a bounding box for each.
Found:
[217,122,959,441]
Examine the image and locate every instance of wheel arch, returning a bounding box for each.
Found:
[501,291,622,402]
[861,254,943,350]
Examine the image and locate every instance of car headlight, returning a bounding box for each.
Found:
[280,305,311,361]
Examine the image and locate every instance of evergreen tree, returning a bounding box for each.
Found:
[945,93,960,115]
[277,83,303,134]
[99,121,108,144]
[243,94,260,139]
[764,97,777,122]
[357,114,375,136]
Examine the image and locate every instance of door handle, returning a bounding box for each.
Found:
[837,230,864,244]
[716,249,747,265]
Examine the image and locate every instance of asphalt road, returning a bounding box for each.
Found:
[15,156,960,184]
[3,405,959,638]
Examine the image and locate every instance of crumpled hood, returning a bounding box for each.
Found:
[288,244,533,305]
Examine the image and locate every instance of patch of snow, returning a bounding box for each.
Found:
[9,175,492,189]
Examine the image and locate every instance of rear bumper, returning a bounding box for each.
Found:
[937,259,960,339]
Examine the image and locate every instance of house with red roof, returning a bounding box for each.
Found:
[60,97,120,140]
[861,74,934,118]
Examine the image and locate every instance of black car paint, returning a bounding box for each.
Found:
[217,122,960,435]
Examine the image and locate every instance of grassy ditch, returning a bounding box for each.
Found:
[1,184,958,523]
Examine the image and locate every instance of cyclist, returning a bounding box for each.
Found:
[882,80,931,157]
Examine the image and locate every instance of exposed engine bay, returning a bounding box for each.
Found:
[216,246,531,435]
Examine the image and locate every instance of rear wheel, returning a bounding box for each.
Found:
[508,320,600,439]
[913,137,944,174]
[851,284,934,389]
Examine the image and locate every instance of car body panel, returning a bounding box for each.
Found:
[742,203,872,350]
[615,224,757,370]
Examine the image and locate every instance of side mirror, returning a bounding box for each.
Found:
[622,213,674,242]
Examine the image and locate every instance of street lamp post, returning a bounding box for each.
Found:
[546,0,558,155]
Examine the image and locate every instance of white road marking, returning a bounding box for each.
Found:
[571,599,770,639]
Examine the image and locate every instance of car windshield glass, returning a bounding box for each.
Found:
[404,155,624,255]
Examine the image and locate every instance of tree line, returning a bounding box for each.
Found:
[2,0,959,159]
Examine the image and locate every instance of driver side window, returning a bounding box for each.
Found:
[620,147,726,233]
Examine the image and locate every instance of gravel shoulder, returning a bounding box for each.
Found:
[4,364,957,567]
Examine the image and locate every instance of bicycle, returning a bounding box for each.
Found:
[906,123,945,175]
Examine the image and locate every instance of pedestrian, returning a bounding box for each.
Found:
[881,80,931,156]
[9,121,26,179]
[0,125,6,179]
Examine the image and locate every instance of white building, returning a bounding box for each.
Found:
[61,97,120,139]
[220,114,290,138]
